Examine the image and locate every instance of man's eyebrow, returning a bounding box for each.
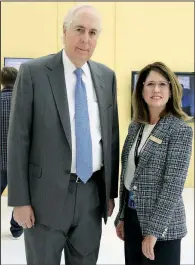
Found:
[74,25,98,31]
[74,25,85,29]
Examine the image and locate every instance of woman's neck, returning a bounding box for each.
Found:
[148,106,165,124]
[149,112,161,125]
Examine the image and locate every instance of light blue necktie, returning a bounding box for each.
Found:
[74,68,93,183]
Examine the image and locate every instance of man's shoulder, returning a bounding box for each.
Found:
[1,88,13,101]
[89,60,114,75]
[22,53,56,69]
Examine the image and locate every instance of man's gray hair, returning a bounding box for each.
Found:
[63,4,102,32]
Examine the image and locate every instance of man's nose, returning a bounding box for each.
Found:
[81,31,89,43]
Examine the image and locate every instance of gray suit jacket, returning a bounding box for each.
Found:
[7,50,119,229]
[115,114,193,241]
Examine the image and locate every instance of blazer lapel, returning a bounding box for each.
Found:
[121,122,141,177]
[46,51,72,150]
[135,115,173,175]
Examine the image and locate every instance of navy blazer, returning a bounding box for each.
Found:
[1,87,13,172]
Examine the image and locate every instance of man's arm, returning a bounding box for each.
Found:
[110,72,119,199]
[7,64,33,206]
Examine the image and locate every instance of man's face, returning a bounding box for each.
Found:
[63,8,100,67]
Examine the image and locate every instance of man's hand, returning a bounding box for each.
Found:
[142,235,157,260]
[13,205,35,229]
[107,198,115,217]
[116,220,124,241]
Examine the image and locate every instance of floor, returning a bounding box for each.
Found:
[1,188,194,264]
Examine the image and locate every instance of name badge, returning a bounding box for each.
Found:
[149,135,162,144]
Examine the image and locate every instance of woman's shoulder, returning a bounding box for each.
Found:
[128,120,140,131]
[167,114,193,134]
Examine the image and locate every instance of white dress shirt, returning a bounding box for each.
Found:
[62,50,103,173]
[124,124,156,190]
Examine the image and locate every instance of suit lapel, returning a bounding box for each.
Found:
[135,115,173,175]
[45,55,113,152]
[88,61,109,150]
[46,51,72,150]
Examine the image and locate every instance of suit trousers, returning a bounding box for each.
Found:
[24,170,103,265]
[1,170,8,194]
[124,205,181,265]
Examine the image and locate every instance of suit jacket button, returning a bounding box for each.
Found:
[133,186,137,190]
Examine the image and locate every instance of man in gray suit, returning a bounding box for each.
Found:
[7,4,119,265]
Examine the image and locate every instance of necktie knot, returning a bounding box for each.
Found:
[74,68,82,80]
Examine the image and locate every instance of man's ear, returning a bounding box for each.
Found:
[63,25,66,36]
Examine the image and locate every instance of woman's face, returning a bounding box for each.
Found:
[142,70,171,113]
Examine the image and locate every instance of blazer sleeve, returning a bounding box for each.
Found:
[7,64,33,206]
[145,124,193,238]
[110,72,120,199]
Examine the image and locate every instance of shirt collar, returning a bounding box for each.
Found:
[62,49,90,77]
[1,86,13,92]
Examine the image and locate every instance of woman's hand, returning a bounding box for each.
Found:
[116,220,124,241]
[142,235,157,260]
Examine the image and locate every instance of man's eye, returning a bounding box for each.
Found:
[76,28,84,33]
[90,31,96,35]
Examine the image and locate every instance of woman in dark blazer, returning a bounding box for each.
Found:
[115,62,193,265]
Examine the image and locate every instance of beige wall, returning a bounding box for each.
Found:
[114,2,194,187]
[1,2,194,194]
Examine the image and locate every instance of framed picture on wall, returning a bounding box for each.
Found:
[131,71,195,119]
[4,57,32,70]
